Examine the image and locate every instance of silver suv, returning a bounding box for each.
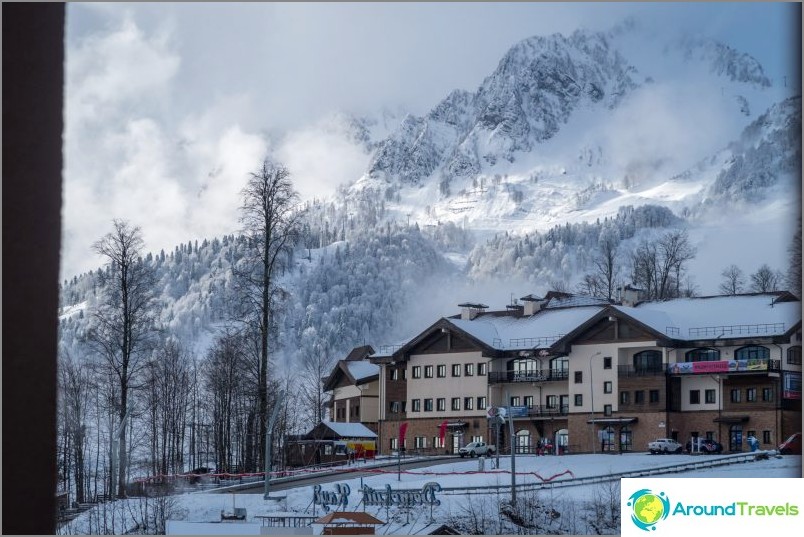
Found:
[648,438,683,454]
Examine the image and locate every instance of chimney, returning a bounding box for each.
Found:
[621,285,643,307]
[458,303,488,320]
[519,294,545,316]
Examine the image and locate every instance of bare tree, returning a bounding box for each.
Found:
[59,351,92,503]
[750,264,784,293]
[145,339,192,477]
[88,220,158,497]
[719,264,745,295]
[236,160,303,469]
[591,226,620,301]
[630,230,695,300]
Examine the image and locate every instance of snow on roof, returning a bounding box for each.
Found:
[617,293,801,340]
[345,360,379,382]
[545,295,610,308]
[448,306,603,350]
[323,421,377,438]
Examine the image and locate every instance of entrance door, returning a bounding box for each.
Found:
[729,426,743,452]
[452,433,463,454]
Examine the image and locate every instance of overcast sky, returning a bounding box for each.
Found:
[62,2,800,279]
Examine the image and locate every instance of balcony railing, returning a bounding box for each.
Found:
[488,369,569,384]
[524,404,569,417]
[618,365,666,377]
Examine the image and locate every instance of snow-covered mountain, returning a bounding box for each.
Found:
[58,24,800,368]
[331,25,797,263]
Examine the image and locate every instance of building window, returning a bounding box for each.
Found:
[411,399,421,412]
[690,390,700,404]
[389,369,399,381]
[685,348,720,362]
[452,364,461,377]
[649,390,660,403]
[465,363,474,376]
[634,390,645,404]
[477,396,487,409]
[730,389,741,403]
[746,388,757,402]
[510,396,520,407]
[464,397,474,410]
[390,401,403,413]
[574,394,583,406]
[604,356,612,369]
[762,387,773,401]
[546,395,558,409]
[705,389,716,404]
[788,346,802,365]
[415,437,427,448]
[604,381,612,394]
[763,431,771,444]
[604,404,612,416]
[433,436,444,449]
[390,438,398,450]
[478,362,487,375]
[412,366,421,379]
[424,398,433,412]
[735,345,769,361]
[633,350,663,373]
[620,391,629,404]
[424,365,433,378]
[437,398,446,411]
[451,398,460,411]
[523,395,533,407]
[574,371,583,383]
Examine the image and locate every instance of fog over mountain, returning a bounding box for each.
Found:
[60,18,800,373]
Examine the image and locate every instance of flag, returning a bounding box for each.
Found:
[399,422,408,448]
[438,420,448,447]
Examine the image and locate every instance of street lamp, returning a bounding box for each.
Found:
[589,351,602,454]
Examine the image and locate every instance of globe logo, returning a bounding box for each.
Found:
[627,489,670,531]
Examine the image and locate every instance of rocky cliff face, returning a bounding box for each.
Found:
[368,30,640,186]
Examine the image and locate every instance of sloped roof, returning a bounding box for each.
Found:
[322,421,377,439]
[313,511,384,525]
[614,293,801,341]
[344,345,374,361]
[345,360,379,382]
[447,306,603,350]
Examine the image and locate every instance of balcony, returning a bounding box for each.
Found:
[618,365,666,378]
[524,404,569,418]
[488,369,569,384]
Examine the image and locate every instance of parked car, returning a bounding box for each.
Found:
[648,438,683,454]
[685,439,723,454]
[778,432,802,455]
[459,441,496,458]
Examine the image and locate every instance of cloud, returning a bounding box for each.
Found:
[274,115,372,203]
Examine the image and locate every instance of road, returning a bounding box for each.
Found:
[224,456,461,494]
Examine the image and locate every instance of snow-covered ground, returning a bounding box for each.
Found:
[60,452,801,535]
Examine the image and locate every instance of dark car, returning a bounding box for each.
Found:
[778,433,802,455]
[685,439,723,454]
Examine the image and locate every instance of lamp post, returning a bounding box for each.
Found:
[589,351,602,454]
